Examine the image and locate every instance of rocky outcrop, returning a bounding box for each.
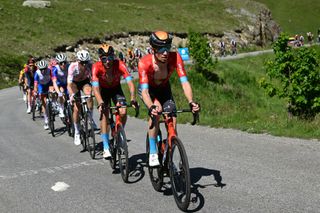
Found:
[51,7,280,61]
[22,0,51,8]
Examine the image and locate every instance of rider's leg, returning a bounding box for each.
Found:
[101,109,111,157]
[148,99,162,156]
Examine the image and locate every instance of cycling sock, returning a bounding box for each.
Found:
[74,122,80,134]
[44,114,48,124]
[101,133,109,150]
[149,137,157,154]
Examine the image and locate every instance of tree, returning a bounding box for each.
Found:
[260,33,320,119]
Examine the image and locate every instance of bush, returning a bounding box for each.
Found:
[260,33,320,119]
[187,31,219,82]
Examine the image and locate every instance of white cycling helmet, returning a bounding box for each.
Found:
[37,60,48,69]
[55,53,67,63]
[76,50,90,62]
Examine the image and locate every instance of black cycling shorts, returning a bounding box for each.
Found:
[101,84,127,106]
[138,83,177,116]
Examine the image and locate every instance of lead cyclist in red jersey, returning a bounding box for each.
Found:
[92,44,138,158]
[138,31,200,167]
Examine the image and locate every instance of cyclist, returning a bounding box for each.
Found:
[52,53,69,118]
[33,60,53,130]
[92,44,138,158]
[67,50,94,146]
[127,48,136,72]
[18,64,27,102]
[138,31,200,166]
[231,39,237,56]
[219,40,226,57]
[24,57,38,114]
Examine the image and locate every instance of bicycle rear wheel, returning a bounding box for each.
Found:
[85,112,96,159]
[46,100,55,137]
[117,125,129,183]
[146,133,163,192]
[169,137,191,211]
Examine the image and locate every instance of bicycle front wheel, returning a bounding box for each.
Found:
[85,112,96,159]
[32,97,36,121]
[46,100,55,137]
[169,137,191,211]
[66,103,74,137]
[117,125,129,183]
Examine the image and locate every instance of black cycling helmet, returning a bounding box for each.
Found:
[149,31,173,49]
[98,44,114,57]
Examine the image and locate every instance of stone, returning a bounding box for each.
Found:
[22,1,51,8]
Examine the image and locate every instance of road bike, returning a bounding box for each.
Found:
[64,99,74,137]
[46,91,59,137]
[73,94,96,159]
[31,92,42,121]
[146,109,199,211]
[100,103,139,183]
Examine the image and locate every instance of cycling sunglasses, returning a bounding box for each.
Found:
[101,55,114,63]
[155,45,171,54]
[59,61,66,66]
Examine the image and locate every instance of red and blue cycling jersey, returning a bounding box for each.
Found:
[91,60,132,89]
[138,52,188,89]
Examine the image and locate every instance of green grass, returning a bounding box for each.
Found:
[255,0,320,36]
[127,46,320,139]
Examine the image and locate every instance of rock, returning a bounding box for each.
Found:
[22,0,51,8]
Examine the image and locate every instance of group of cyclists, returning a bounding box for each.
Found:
[19,31,200,167]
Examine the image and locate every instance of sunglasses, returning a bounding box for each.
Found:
[155,45,171,54]
[59,61,66,66]
[101,55,114,63]
[40,68,46,71]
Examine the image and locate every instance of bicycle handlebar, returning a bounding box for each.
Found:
[149,109,199,129]
[98,104,139,121]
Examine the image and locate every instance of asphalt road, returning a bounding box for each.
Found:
[1,86,320,213]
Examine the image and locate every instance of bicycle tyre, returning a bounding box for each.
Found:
[117,125,129,183]
[86,112,96,159]
[31,95,37,121]
[46,100,55,137]
[109,136,117,170]
[146,134,163,192]
[80,112,87,151]
[66,103,74,137]
[169,137,191,211]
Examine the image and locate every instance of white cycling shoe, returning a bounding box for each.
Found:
[149,153,160,167]
[26,106,31,114]
[43,123,49,130]
[74,133,81,146]
[103,149,111,159]
[58,108,65,118]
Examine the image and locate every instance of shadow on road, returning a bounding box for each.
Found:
[127,153,146,184]
[186,167,226,212]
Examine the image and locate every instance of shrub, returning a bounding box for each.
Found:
[187,31,219,82]
[260,33,320,119]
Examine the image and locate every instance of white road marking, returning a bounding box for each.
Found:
[0,160,107,181]
[51,182,70,192]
